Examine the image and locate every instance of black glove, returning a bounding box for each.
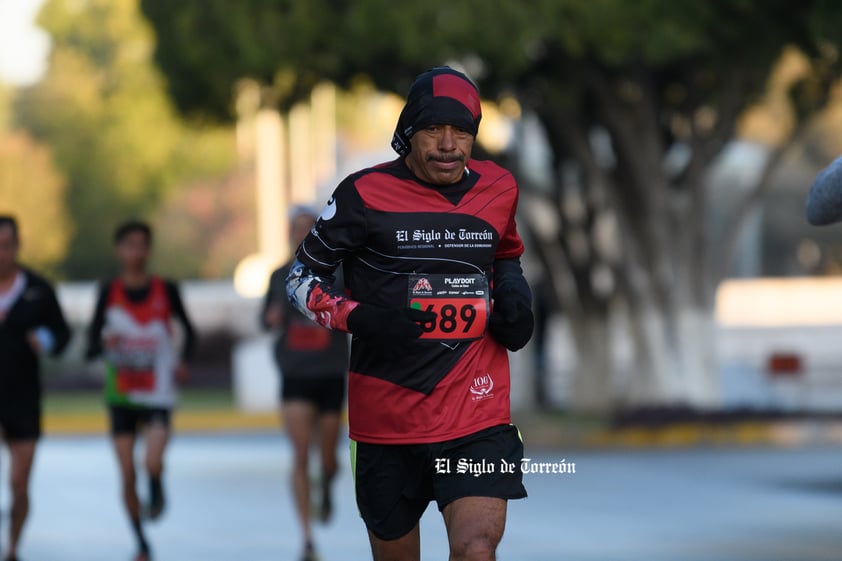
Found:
[347,304,437,357]
[489,291,534,351]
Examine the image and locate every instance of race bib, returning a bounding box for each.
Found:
[116,370,156,392]
[113,336,158,392]
[408,274,489,341]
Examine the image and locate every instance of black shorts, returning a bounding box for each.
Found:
[281,376,345,413]
[109,405,171,436]
[0,406,41,441]
[352,424,527,540]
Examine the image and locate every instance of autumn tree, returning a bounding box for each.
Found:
[0,131,70,276]
[15,0,236,279]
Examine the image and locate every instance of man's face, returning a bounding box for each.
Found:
[0,225,19,276]
[405,124,474,185]
[115,230,150,272]
[290,214,316,249]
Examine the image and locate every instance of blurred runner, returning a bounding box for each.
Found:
[287,67,534,561]
[85,220,195,561]
[0,215,71,561]
[262,205,349,561]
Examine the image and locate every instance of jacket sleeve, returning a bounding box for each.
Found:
[261,266,288,331]
[493,175,530,302]
[286,175,367,332]
[85,282,110,360]
[44,281,71,356]
[492,257,532,305]
[807,155,842,225]
[166,281,196,362]
[494,178,525,260]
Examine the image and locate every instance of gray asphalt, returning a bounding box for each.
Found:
[3,433,842,561]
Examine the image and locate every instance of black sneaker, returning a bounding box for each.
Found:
[319,470,335,523]
[301,541,319,561]
[146,476,166,520]
[319,485,333,523]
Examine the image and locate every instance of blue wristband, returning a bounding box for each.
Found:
[33,326,55,354]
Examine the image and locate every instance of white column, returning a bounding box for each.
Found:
[311,82,337,188]
[255,108,288,264]
[234,79,261,164]
[288,102,315,205]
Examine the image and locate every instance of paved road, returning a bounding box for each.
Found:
[3,433,842,561]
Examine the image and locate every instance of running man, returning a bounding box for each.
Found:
[262,205,349,561]
[0,215,71,561]
[287,67,534,561]
[85,220,195,561]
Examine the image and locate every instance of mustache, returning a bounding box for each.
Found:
[426,154,465,163]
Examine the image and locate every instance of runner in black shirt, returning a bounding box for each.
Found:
[0,215,70,561]
[263,205,349,561]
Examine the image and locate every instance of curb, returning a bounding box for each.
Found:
[44,409,281,436]
[514,415,842,449]
[44,411,842,448]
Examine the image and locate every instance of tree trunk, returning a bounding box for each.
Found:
[623,300,719,408]
[520,195,617,414]
[569,312,615,412]
[623,297,677,406]
[675,306,719,407]
[619,208,721,409]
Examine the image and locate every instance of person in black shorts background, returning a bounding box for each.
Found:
[85,221,195,561]
[0,215,71,561]
[262,205,349,561]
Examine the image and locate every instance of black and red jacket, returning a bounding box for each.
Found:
[288,157,530,444]
[0,268,71,411]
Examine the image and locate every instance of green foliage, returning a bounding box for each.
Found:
[141,0,842,120]
[141,0,349,117]
[16,0,236,280]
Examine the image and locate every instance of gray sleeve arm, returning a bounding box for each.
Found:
[807,155,842,226]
